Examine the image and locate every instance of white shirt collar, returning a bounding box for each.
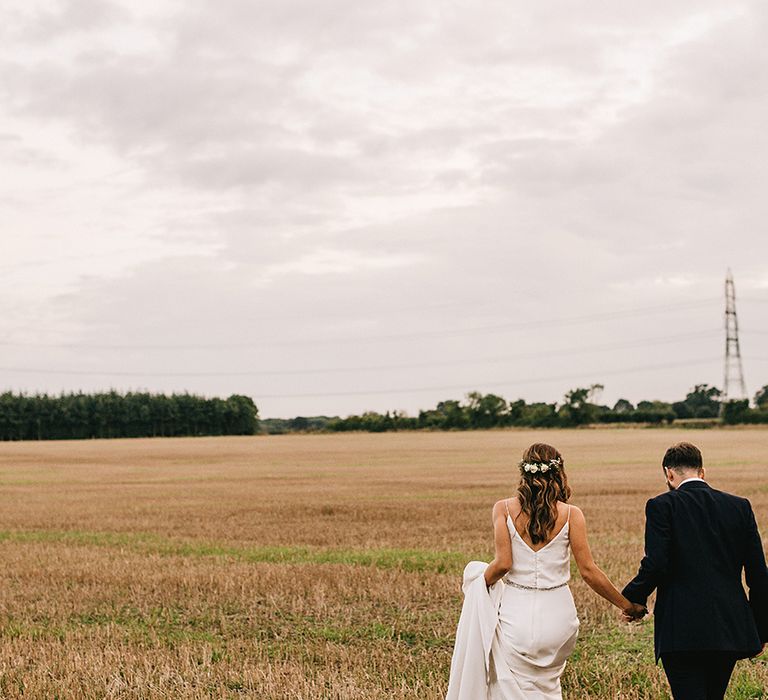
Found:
[677,477,705,488]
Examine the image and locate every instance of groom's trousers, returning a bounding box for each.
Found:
[660,651,738,700]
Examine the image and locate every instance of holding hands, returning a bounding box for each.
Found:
[621,601,648,622]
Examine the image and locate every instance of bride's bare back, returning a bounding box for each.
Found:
[485,495,634,617]
[506,496,570,552]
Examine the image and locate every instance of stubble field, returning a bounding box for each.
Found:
[0,429,766,699]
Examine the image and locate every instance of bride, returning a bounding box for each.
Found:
[446,443,644,699]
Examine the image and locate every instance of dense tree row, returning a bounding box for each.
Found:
[275,382,768,434]
[2,382,767,441]
[0,391,259,441]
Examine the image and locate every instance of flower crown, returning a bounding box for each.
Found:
[520,457,562,474]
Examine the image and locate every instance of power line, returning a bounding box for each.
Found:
[6,358,718,398]
[0,297,721,350]
[0,297,496,324]
[250,357,721,399]
[0,329,721,378]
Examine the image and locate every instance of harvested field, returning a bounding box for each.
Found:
[0,429,766,698]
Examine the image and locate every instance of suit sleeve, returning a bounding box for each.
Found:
[622,496,672,606]
[743,500,768,642]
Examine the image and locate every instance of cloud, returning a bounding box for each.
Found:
[16,0,128,40]
[1,0,767,415]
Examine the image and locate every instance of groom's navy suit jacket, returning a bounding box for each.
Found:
[622,480,768,661]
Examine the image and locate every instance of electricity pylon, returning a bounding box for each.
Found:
[722,269,747,406]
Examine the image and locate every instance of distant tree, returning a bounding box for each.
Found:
[754,385,768,409]
[558,384,604,426]
[507,399,526,424]
[417,409,442,429]
[612,398,634,414]
[360,411,390,432]
[637,400,674,412]
[261,418,290,434]
[465,392,508,429]
[520,402,559,427]
[391,410,417,430]
[289,416,310,431]
[435,399,469,430]
[682,384,722,418]
[721,399,749,425]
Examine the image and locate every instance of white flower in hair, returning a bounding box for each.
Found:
[521,457,561,474]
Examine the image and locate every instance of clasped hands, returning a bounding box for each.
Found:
[621,602,648,622]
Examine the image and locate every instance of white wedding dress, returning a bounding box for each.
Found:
[446,506,579,700]
[490,506,579,698]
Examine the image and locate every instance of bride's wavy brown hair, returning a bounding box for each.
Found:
[516,443,571,545]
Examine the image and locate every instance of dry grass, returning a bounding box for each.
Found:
[0,429,767,698]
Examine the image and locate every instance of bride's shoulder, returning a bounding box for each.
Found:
[492,496,517,513]
[563,502,585,522]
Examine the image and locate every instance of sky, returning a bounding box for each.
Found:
[1,0,767,418]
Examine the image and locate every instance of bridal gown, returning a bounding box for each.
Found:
[445,506,580,700]
[489,507,579,699]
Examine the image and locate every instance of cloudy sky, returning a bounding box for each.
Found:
[2,0,767,418]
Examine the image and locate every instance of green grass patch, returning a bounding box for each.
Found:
[0,528,484,574]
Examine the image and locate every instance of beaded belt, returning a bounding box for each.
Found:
[503,579,568,591]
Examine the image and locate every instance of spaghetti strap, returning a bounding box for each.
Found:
[505,499,511,519]
[566,504,572,523]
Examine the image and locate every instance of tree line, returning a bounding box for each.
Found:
[263,383,768,434]
[0,391,259,441]
[2,383,767,441]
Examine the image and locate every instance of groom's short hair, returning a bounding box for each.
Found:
[662,442,703,472]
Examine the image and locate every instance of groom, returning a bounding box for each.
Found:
[622,441,768,700]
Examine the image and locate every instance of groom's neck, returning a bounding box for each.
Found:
[665,467,705,490]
